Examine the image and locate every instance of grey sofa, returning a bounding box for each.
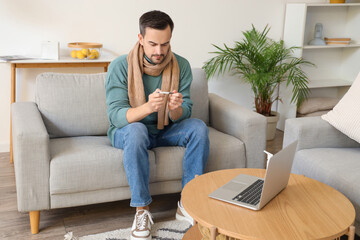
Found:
[283,116,360,235]
[11,68,266,234]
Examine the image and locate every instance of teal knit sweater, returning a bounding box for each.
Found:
[105,53,193,146]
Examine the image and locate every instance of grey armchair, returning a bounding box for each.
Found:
[283,116,360,235]
[12,68,266,234]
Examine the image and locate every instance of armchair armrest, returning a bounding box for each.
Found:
[209,93,266,168]
[283,116,360,150]
[12,102,50,212]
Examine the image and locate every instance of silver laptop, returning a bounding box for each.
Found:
[208,141,298,211]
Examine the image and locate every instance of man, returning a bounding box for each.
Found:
[105,10,209,240]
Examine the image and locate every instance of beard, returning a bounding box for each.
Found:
[151,54,165,64]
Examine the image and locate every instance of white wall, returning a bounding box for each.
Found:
[0,0,308,152]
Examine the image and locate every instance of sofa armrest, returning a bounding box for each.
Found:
[209,93,266,168]
[283,116,360,150]
[12,102,50,212]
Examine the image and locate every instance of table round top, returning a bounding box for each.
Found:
[181,169,355,240]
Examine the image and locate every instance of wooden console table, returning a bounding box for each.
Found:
[9,57,115,163]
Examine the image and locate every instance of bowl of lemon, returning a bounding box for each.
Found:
[68,42,102,60]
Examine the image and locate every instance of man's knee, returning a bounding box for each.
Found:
[125,122,149,145]
[185,118,209,138]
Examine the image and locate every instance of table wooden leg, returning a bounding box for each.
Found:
[10,64,16,164]
[347,225,355,240]
[210,226,217,240]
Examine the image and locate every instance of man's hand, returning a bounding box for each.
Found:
[146,88,165,113]
[168,90,183,121]
[168,90,183,111]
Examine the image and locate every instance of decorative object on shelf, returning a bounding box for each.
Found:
[308,23,326,46]
[68,42,102,60]
[297,97,339,117]
[330,0,346,3]
[203,25,314,140]
[41,41,59,60]
[325,37,351,45]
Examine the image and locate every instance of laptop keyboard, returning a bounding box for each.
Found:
[232,179,264,206]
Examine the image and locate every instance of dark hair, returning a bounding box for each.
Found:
[139,10,174,36]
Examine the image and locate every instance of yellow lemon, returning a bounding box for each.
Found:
[81,48,89,57]
[88,53,97,60]
[76,51,85,59]
[70,50,77,58]
[90,49,99,58]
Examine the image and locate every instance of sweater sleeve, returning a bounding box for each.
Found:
[170,57,193,123]
[105,56,130,129]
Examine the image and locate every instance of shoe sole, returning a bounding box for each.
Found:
[130,235,151,240]
[176,212,194,225]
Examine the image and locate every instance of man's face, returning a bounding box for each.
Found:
[138,25,172,64]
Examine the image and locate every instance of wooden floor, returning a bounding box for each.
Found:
[0,130,354,240]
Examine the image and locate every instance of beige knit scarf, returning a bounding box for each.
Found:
[127,41,179,129]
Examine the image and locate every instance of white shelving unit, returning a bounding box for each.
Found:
[277,2,360,130]
[303,44,360,49]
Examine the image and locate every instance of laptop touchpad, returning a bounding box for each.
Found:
[223,182,247,192]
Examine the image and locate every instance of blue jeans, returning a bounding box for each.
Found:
[113,118,209,207]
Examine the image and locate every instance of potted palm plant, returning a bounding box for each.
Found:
[203,25,314,140]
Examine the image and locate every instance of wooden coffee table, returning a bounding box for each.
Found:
[182,169,356,240]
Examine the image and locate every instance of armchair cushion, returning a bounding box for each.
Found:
[35,73,109,138]
[49,136,135,194]
[322,72,360,143]
[49,127,245,195]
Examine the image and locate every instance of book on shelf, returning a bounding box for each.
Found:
[324,37,351,45]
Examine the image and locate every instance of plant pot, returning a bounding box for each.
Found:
[329,0,345,3]
[266,111,280,141]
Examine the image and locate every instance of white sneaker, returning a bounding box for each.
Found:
[175,201,194,225]
[130,209,154,240]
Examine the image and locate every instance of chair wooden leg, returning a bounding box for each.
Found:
[347,225,355,240]
[29,211,40,234]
